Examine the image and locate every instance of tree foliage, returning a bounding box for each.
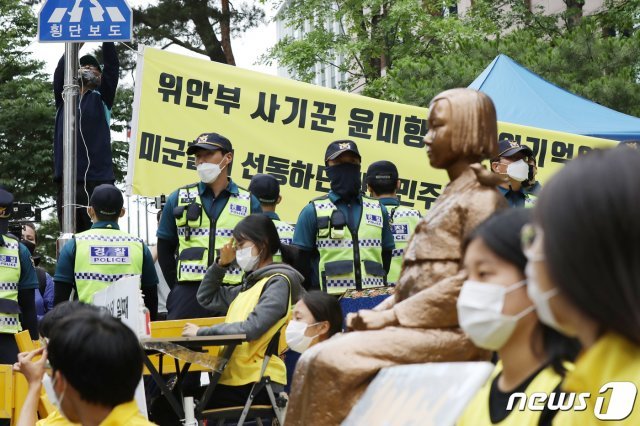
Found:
[0,0,56,206]
[266,0,640,117]
[132,0,265,64]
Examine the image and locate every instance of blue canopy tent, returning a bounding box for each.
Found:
[468,54,640,142]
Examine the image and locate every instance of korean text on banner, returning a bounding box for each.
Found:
[128,46,617,223]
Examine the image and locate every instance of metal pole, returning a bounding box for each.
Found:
[144,198,149,243]
[57,42,79,256]
[127,195,131,233]
[136,195,141,238]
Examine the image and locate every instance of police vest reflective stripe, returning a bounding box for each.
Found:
[313,197,386,295]
[0,237,22,334]
[74,229,144,303]
[387,206,421,286]
[272,219,295,264]
[457,363,564,426]
[175,184,251,285]
[219,273,291,386]
[524,193,538,209]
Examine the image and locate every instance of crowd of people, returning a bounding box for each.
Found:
[1,42,638,426]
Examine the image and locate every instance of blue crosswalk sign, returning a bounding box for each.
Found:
[38,0,132,42]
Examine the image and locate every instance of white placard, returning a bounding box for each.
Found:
[343,362,495,426]
[92,275,148,418]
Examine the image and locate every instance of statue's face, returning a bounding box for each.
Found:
[424,99,456,169]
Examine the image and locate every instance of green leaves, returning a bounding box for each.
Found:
[265,0,640,118]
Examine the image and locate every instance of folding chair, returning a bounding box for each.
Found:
[201,329,288,426]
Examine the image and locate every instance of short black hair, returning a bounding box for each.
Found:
[536,148,640,345]
[232,214,280,264]
[302,291,343,336]
[465,209,580,375]
[367,178,397,197]
[39,301,99,339]
[47,311,144,407]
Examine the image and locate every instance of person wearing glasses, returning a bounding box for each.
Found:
[525,147,640,425]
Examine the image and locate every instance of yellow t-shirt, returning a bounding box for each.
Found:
[98,400,156,426]
[36,409,78,426]
[458,362,565,426]
[554,333,640,426]
[37,401,154,426]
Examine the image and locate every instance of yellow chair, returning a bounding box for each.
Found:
[14,331,55,422]
[145,317,225,375]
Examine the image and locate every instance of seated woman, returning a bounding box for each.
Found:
[182,214,304,409]
[525,148,640,425]
[457,209,579,426]
[286,290,344,353]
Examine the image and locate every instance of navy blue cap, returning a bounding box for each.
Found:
[187,133,233,155]
[90,184,123,216]
[366,161,398,183]
[0,188,13,220]
[325,140,361,162]
[496,139,533,159]
[249,174,280,204]
[79,55,102,73]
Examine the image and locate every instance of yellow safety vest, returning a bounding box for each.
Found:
[0,235,22,334]
[74,228,144,303]
[457,363,564,426]
[313,196,386,295]
[387,205,421,286]
[272,219,295,264]
[219,273,291,386]
[175,184,251,285]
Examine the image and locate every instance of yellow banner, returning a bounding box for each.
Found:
[128,46,617,222]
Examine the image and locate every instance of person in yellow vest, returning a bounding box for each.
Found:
[53,184,158,319]
[491,139,538,208]
[157,132,262,320]
[248,173,295,264]
[365,161,421,286]
[14,307,154,426]
[182,214,304,409]
[0,187,39,372]
[292,140,395,294]
[525,148,640,425]
[457,209,579,426]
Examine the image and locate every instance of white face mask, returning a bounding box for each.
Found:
[457,280,534,351]
[197,158,227,184]
[286,320,321,353]
[525,260,575,336]
[236,245,260,272]
[506,159,530,182]
[42,374,66,418]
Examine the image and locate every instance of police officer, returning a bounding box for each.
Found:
[249,173,295,263]
[292,140,395,294]
[0,188,38,365]
[156,133,261,319]
[365,161,421,286]
[54,184,158,318]
[491,139,538,208]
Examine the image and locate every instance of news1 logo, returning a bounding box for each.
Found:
[507,382,637,420]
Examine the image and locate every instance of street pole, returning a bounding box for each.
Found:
[57,42,79,256]
[144,197,149,243]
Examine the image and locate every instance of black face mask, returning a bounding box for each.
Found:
[326,163,362,200]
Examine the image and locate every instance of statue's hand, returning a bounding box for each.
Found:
[348,309,398,331]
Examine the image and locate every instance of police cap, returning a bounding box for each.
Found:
[90,184,124,216]
[187,133,233,155]
[495,139,533,159]
[366,161,399,184]
[325,140,361,162]
[249,174,280,204]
